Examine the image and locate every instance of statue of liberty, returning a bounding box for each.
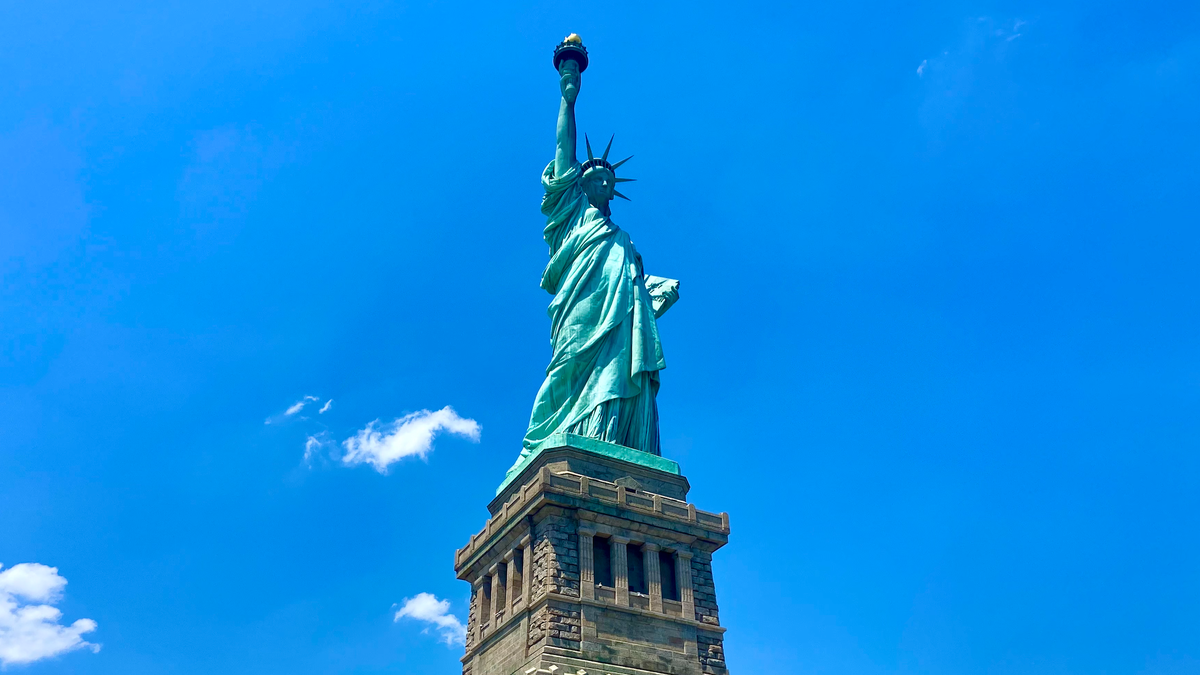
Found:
[512,35,680,474]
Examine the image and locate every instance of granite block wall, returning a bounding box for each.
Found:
[690,552,720,626]
[697,632,727,673]
[531,511,580,601]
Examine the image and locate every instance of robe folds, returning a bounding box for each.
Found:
[517,160,666,463]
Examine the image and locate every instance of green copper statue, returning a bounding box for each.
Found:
[511,35,680,475]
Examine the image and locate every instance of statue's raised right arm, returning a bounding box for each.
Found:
[555,58,580,177]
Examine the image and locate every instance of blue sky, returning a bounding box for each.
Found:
[2,1,1198,673]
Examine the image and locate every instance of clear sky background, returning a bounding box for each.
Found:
[2,1,1198,673]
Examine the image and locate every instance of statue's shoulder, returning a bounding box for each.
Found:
[544,160,582,187]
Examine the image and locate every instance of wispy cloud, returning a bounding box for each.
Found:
[0,563,99,667]
[393,593,466,646]
[318,400,332,414]
[341,407,480,473]
[303,434,327,465]
[266,395,320,424]
[1008,19,1026,41]
[914,16,1029,137]
[914,16,1027,79]
[285,395,319,416]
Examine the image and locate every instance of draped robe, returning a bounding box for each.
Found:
[516,160,666,464]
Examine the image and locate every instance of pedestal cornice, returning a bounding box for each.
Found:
[456,461,728,579]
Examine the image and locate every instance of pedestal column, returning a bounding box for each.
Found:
[487,563,502,629]
[520,534,533,607]
[611,536,630,606]
[471,577,486,645]
[503,550,517,624]
[676,551,694,620]
[578,527,596,601]
[643,542,662,612]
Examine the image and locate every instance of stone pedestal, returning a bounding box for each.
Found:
[455,434,730,675]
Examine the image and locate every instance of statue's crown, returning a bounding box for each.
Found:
[581,134,636,200]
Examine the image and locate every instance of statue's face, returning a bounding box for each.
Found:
[559,59,580,100]
[582,167,615,208]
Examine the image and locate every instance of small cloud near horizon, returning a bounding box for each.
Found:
[394,593,466,646]
[341,407,480,473]
[0,563,100,667]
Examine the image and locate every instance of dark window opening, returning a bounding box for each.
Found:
[480,579,492,623]
[628,543,647,594]
[512,550,524,599]
[659,551,679,601]
[593,536,613,587]
[498,563,509,610]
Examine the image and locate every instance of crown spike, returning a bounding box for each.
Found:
[613,190,631,201]
[602,134,614,161]
[611,155,634,170]
[585,134,594,161]
[615,177,636,183]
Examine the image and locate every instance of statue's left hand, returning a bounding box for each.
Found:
[653,286,679,318]
[645,276,680,319]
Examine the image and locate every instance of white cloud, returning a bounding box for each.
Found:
[0,563,99,667]
[303,434,326,464]
[266,395,321,424]
[916,59,927,76]
[341,407,480,473]
[318,400,332,414]
[285,395,319,416]
[393,593,465,646]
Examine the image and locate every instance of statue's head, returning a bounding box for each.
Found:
[582,166,615,209]
[580,134,634,213]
